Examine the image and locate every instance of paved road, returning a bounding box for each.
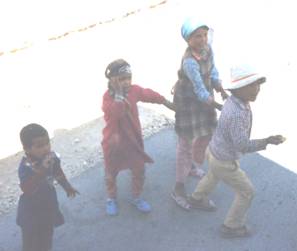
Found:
[1,128,297,251]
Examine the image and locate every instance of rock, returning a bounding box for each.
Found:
[74,138,81,144]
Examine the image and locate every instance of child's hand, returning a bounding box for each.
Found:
[163,100,175,111]
[41,153,55,169]
[110,77,124,95]
[266,135,286,145]
[214,102,223,111]
[220,90,229,100]
[66,186,80,198]
[215,85,229,100]
[207,95,223,111]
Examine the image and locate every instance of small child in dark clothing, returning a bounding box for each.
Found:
[16,123,79,251]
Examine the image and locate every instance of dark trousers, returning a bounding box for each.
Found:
[21,225,54,251]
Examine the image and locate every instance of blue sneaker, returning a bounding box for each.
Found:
[130,198,151,213]
[106,199,118,216]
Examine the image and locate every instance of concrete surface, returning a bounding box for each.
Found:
[1,128,297,251]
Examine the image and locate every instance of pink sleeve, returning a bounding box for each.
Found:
[134,85,165,104]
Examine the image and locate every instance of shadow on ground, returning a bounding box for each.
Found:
[1,128,297,251]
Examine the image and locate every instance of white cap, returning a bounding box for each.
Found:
[225,65,266,90]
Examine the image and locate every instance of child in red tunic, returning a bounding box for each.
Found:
[101,59,174,216]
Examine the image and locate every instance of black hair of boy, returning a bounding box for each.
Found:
[20,123,49,148]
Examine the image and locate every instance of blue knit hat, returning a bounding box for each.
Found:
[181,17,209,41]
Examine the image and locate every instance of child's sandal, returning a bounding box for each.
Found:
[220,224,252,238]
[189,168,205,178]
[187,196,217,211]
[171,192,191,210]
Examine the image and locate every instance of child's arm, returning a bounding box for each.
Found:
[183,58,224,110]
[135,85,166,104]
[229,115,269,153]
[53,156,79,198]
[135,85,176,111]
[210,61,229,101]
[163,99,176,111]
[214,84,229,100]
[56,176,79,198]
[19,163,47,195]
[183,58,212,103]
[135,85,174,108]
[19,154,59,194]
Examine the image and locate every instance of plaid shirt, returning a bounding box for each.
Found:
[209,95,267,161]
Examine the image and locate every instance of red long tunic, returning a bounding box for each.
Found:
[101,85,166,173]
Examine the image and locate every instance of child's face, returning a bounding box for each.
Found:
[118,75,132,89]
[24,135,51,161]
[188,28,208,51]
[235,82,261,102]
[111,75,132,91]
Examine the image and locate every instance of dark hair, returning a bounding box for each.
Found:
[105,59,131,79]
[20,123,49,148]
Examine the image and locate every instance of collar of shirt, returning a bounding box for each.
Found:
[230,95,250,111]
[190,46,210,61]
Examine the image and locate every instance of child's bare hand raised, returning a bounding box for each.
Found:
[41,153,55,169]
[110,76,131,97]
[110,77,124,95]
